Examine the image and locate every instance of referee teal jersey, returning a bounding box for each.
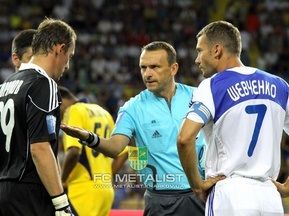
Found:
[112,83,206,190]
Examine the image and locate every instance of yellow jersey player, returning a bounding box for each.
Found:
[59,86,127,216]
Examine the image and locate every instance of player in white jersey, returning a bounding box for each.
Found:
[177,20,289,216]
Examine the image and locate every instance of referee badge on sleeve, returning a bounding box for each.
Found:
[128,146,148,170]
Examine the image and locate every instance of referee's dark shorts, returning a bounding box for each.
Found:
[0,181,55,216]
[143,188,205,216]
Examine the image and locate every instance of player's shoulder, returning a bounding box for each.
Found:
[90,103,113,117]
[16,64,56,89]
[68,102,86,111]
[5,68,44,83]
[3,68,56,97]
[70,102,112,116]
[69,101,94,112]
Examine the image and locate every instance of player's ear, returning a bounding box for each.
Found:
[59,43,66,53]
[55,43,66,56]
[213,44,222,59]
[12,53,20,68]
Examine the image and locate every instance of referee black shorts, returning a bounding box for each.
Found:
[143,189,205,216]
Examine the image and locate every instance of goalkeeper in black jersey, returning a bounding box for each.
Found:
[0,18,76,216]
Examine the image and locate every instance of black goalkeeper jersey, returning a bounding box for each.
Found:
[0,64,61,184]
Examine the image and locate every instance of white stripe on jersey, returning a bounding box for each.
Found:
[28,77,59,113]
[187,101,211,124]
[48,78,58,111]
[199,104,211,118]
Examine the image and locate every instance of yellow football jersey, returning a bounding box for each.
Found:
[62,102,115,216]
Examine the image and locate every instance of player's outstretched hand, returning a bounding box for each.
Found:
[60,123,89,140]
[272,177,289,198]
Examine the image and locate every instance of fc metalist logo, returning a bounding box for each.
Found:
[128,146,148,170]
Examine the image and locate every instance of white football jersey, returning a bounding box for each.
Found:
[187,66,289,180]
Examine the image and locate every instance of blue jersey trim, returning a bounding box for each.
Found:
[211,69,289,123]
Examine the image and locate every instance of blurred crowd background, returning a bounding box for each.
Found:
[1,0,289,211]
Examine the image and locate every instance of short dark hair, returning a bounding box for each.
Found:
[197,21,242,57]
[141,41,177,66]
[32,18,77,55]
[11,29,37,60]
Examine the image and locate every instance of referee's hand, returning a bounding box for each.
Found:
[60,123,89,140]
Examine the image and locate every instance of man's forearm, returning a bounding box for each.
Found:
[31,142,64,196]
[178,139,204,193]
